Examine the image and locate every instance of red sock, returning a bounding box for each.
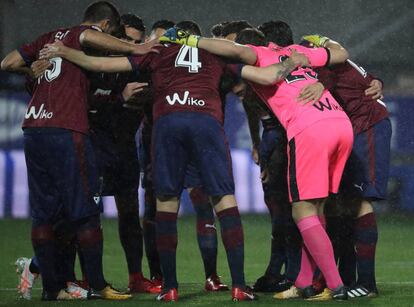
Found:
[296,215,343,290]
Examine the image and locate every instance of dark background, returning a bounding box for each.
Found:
[1,0,413,92]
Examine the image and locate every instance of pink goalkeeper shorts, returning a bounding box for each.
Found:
[287,118,353,202]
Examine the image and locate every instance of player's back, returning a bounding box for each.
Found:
[249,43,349,140]
[19,25,99,134]
[318,60,388,134]
[144,44,227,124]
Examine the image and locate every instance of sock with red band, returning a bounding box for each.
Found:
[216,206,245,287]
[76,215,106,290]
[355,212,378,289]
[143,189,162,279]
[190,188,217,278]
[118,213,143,275]
[31,223,62,292]
[156,211,178,290]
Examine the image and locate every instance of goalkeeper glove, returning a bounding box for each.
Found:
[159,27,200,48]
[301,34,330,47]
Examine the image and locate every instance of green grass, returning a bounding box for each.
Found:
[1,214,414,306]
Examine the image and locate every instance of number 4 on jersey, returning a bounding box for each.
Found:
[175,45,202,73]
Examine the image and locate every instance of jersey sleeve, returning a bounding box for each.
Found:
[18,33,50,66]
[316,67,337,91]
[127,53,154,73]
[293,44,330,68]
[246,44,264,67]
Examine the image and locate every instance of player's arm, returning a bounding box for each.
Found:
[159,27,257,64]
[40,42,132,73]
[302,34,348,65]
[239,50,309,85]
[198,38,257,65]
[1,50,32,74]
[80,29,159,55]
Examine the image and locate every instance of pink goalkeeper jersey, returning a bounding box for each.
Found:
[248,43,349,140]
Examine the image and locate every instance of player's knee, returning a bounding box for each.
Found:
[357,200,374,217]
[31,223,55,245]
[156,195,179,213]
[211,194,237,213]
[76,215,102,247]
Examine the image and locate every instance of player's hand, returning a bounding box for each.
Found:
[297,82,324,105]
[252,145,260,165]
[132,39,161,55]
[290,49,309,67]
[122,82,149,101]
[39,41,66,59]
[159,27,200,48]
[365,79,383,100]
[302,34,330,47]
[31,59,51,78]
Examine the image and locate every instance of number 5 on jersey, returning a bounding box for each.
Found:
[175,45,202,73]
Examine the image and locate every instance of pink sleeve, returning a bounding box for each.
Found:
[246,44,263,67]
[293,44,329,68]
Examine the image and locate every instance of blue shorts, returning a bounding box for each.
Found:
[259,124,289,199]
[340,118,392,200]
[152,112,234,196]
[24,128,102,222]
[139,124,202,190]
[91,128,139,196]
[259,123,286,169]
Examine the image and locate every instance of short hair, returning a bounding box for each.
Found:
[151,19,175,31]
[221,20,253,37]
[210,21,230,37]
[176,20,202,36]
[111,24,127,39]
[235,28,266,46]
[83,1,120,27]
[258,20,293,46]
[121,14,146,33]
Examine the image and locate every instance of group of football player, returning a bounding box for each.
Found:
[1,0,391,302]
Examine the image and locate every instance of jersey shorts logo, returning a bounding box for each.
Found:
[166,91,205,107]
[24,103,54,120]
[312,97,343,112]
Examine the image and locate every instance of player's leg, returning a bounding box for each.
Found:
[113,144,157,293]
[276,119,352,301]
[348,118,391,298]
[325,194,357,289]
[152,114,188,301]
[188,186,228,291]
[254,128,286,291]
[191,114,256,301]
[139,121,163,285]
[62,131,130,300]
[143,186,163,284]
[23,129,67,300]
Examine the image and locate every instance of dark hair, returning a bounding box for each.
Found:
[176,20,202,36]
[83,1,120,27]
[258,20,293,46]
[210,21,230,37]
[221,20,253,37]
[111,24,127,39]
[121,14,146,33]
[151,19,175,31]
[235,28,266,46]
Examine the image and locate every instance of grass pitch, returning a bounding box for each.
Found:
[0,214,413,306]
